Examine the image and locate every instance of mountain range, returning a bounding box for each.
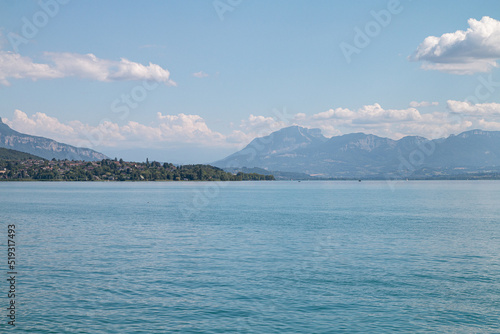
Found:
[213,126,500,179]
[3,116,500,179]
[0,118,108,161]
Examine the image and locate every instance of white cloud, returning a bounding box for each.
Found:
[312,104,422,124]
[239,114,286,133]
[303,103,475,139]
[230,104,458,143]
[409,101,439,108]
[0,52,62,86]
[4,109,298,151]
[354,104,423,124]
[477,119,500,131]
[4,110,226,150]
[8,109,76,138]
[294,113,307,120]
[0,51,176,86]
[6,101,500,155]
[227,114,289,144]
[410,16,500,74]
[447,100,500,116]
[192,71,209,78]
[155,113,225,143]
[312,107,354,120]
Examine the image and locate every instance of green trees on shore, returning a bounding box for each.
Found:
[0,159,275,181]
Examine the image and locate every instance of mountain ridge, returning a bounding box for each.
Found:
[213,126,500,178]
[0,117,108,161]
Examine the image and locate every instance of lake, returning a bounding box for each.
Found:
[1,181,499,333]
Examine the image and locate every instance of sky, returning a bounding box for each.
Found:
[1,0,500,163]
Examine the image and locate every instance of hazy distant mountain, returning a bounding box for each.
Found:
[213,126,500,178]
[0,118,108,161]
[215,126,327,170]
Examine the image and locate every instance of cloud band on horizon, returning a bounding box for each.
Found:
[5,101,500,152]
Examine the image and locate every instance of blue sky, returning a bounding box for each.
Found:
[1,0,500,163]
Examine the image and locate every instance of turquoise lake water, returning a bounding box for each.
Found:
[1,181,500,333]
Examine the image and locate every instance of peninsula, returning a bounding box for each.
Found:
[0,154,274,181]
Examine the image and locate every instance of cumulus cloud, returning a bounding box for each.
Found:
[7,110,77,139]
[192,71,209,78]
[227,104,468,144]
[410,16,500,74]
[312,104,422,125]
[6,101,500,154]
[227,114,289,144]
[409,101,439,108]
[4,110,225,150]
[4,109,301,151]
[302,103,476,139]
[239,114,286,133]
[312,107,354,120]
[447,100,500,116]
[225,107,307,146]
[155,113,225,143]
[0,51,176,86]
[0,52,62,85]
[218,103,479,143]
[477,119,500,130]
